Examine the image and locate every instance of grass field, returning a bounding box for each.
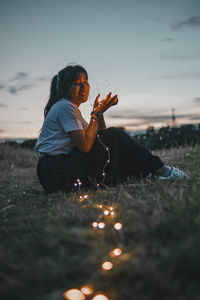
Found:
[0,143,200,300]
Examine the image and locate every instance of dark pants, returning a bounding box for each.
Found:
[37,127,164,193]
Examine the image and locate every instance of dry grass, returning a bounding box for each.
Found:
[0,143,200,300]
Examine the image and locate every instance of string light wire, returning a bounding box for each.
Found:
[95,134,111,186]
[67,133,127,299]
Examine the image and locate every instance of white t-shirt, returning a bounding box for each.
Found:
[34,98,88,155]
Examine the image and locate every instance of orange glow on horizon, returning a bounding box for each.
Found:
[1,118,199,140]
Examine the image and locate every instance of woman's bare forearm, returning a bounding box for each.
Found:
[70,92,117,153]
[83,117,99,152]
[84,116,106,151]
[69,116,103,153]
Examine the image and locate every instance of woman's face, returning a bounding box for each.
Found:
[67,72,90,106]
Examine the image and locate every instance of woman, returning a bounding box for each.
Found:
[34,64,187,193]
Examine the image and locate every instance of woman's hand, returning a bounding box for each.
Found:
[93,92,118,113]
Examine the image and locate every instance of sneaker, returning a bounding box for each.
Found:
[156,166,189,181]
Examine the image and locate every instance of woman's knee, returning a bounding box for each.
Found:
[101,127,124,135]
[97,127,128,145]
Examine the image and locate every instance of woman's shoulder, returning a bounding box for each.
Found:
[54,98,77,110]
[48,98,74,114]
[51,98,80,120]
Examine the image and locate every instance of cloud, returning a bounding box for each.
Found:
[7,86,17,94]
[189,117,200,121]
[0,71,47,95]
[139,114,186,121]
[8,72,49,83]
[0,103,8,108]
[9,72,29,82]
[173,16,200,30]
[159,50,200,61]
[150,71,200,80]
[109,113,187,122]
[193,97,200,103]
[17,83,34,91]
[162,38,175,42]
[119,122,146,128]
[108,114,200,131]
[7,83,34,94]
[37,76,49,81]
[0,84,5,89]
[1,71,32,94]
[18,107,28,111]
[17,121,32,124]
[108,110,196,128]
[108,114,124,119]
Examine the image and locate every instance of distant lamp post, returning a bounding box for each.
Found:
[172,108,176,128]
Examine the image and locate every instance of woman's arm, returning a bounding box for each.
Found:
[68,117,99,153]
[69,93,118,153]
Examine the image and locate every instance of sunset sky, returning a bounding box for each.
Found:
[0,0,200,138]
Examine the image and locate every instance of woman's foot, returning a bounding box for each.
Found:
[155,165,171,176]
[154,166,189,181]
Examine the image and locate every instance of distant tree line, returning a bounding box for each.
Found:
[4,123,200,151]
[133,124,200,151]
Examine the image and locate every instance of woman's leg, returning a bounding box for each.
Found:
[36,149,90,193]
[37,156,63,193]
[36,127,165,193]
[86,127,164,183]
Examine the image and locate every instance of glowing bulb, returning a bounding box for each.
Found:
[107,160,110,163]
[98,222,105,229]
[96,184,100,187]
[111,211,115,216]
[109,207,113,211]
[83,194,88,199]
[104,210,110,215]
[92,294,109,300]
[101,261,113,271]
[114,222,122,230]
[106,148,109,151]
[92,222,98,228]
[110,248,122,257]
[74,183,77,186]
[78,182,82,186]
[80,286,93,295]
[102,172,105,176]
[79,196,84,202]
[97,204,103,208]
[77,179,80,182]
[63,288,85,300]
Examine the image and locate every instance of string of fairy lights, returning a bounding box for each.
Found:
[74,135,110,189]
[63,134,135,300]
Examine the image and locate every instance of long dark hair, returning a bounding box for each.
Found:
[44,64,88,118]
